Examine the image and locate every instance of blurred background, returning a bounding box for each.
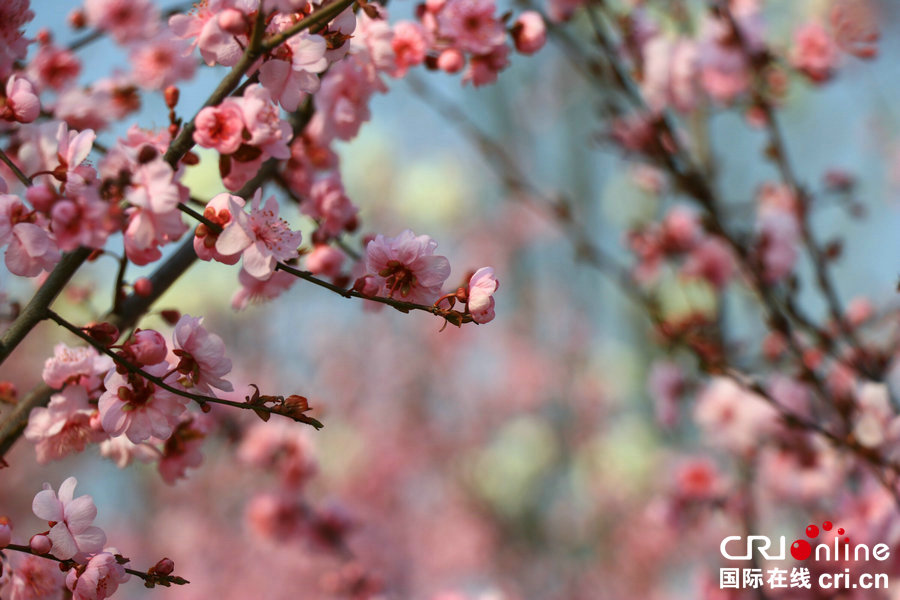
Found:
[4,0,900,598]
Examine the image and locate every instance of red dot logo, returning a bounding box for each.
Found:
[806,524,819,537]
[791,539,812,560]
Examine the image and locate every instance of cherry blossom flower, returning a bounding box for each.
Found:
[0,194,61,277]
[66,551,130,600]
[790,22,839,83]
[98,363,188,444]
[642,36,699,113]
[172,314,233,394]
[309,56,382,142]
[98,435,160,469]
[158,413,213,484]
[305,244,344,279]
[0,0,33,81]
[238,420,318,488]
[437,0,506,56]
[1,75,40,123]
[830,0,879,59]
[129,31,197,90]
[193,100,245,155]
[467,267,499,324]
[32,477,107,561]
[215,190,303,280]
[365,229,451,304]
[25,386,106,464]
[169,0,245,67]
[391,22,429,77]
[123,204,189,266]
[258,26,329,112]
[231,268,296,310]
[0,553,66,600]
[26,42,81,92]
[240,84,292,160]
[194,193,245,265]
[304,175,358,238]
[84,0,158,44]
[42,343,112,391]
[693,378,778,455]
[123,329,168,367]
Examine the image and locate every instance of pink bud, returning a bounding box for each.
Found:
[512,11,546,55]
[437,49,464,73]
[126,329,168,366]
[4,76,40,124]
[305,245,344,279]
[134,277,153,297]
[218,9,247,35]
[152,557,175,575]
[0,516,11,548]
[30,533,52,554]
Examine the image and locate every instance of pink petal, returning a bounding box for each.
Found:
[48,522,78,560]
[64,495,98,533]
[32,489,64,522]
[73,526,106,555]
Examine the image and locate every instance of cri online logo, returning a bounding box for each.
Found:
[721,522,891,562]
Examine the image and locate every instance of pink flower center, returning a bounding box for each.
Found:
[379,260,417,298]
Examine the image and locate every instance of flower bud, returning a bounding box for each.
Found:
[134,277,153,297]
[126,329,168,366]
[0,516,11,548]
[437,49,464,73]
[30,533,52,554]
[511,11,546,55]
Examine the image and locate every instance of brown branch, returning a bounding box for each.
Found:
[2,544,189,587]
[44,309,323,428]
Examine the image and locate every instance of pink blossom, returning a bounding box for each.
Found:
[282,132,338,198]
[642,36,699,113]
[98,363,188,443]
[673,457,723,500]
[158,413,212,484]
[0,0,33,81]
[681,237,735,290]
[123,204,189,265]
[193,100,245,155]
[0,553,66,600]
[756,211,798,284]
[238,420,318,487]
[66,552,130,600]
[511,12,546,55]
[129,31,197,90]
[467,267,498,323]
[790,22,839,83]
[42,343,113,391]
[84,0,158,44]
[365,229,451,304]
[48,184,113,251]
[98,435,160,469]
[54,122,96,186]
[258,27,328,112]
[215,191,303,280]
[231,268,296,310]
[25,386,106,464]
[462,45,509,87]
[4,219,60,277]
[240,84,292,160]
[309,56,380,143]
[32,477,106,561]
[2,75,40,123]
[830,0,879,59]
[245,491,307,541]
[26,43,81,92]
[305,175,358,238]
[124,329,168,366]
[194,193,245,264]
[169,0,245,67]
[305,244,345,279]
[693,378,778,454]
[437,0,506,56]
[172,314,233,394]
[391,22,429,76]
